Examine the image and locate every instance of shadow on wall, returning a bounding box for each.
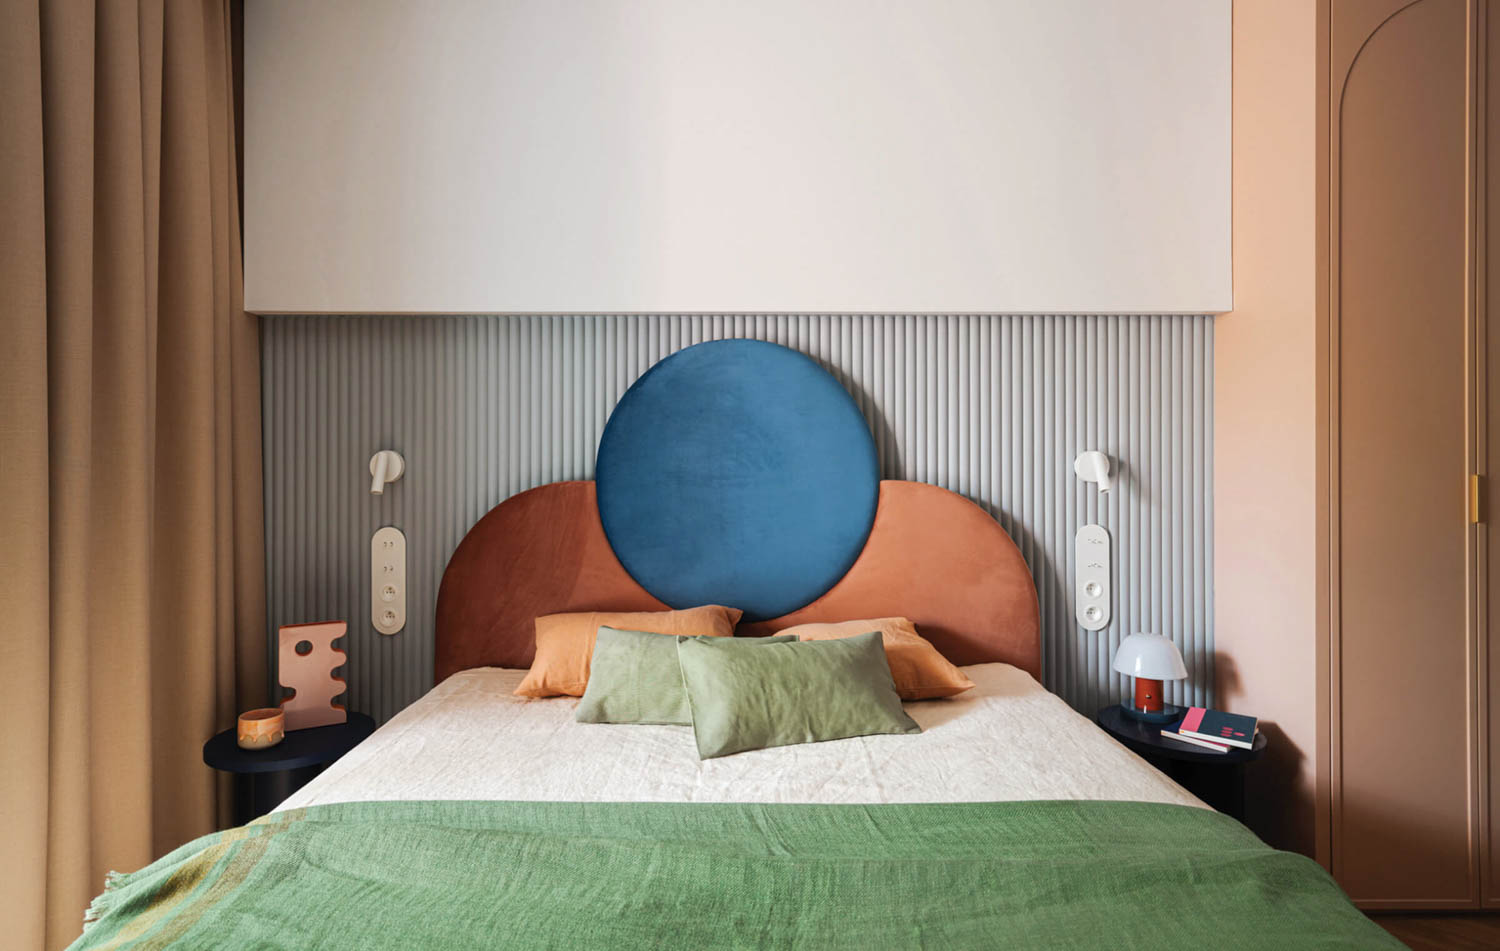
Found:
[1216,650,1313,857]
[972,498,1053,646]
[813,357,904,477]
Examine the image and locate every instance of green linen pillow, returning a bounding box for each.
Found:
[575,627,795,726]
[676,629,921,759]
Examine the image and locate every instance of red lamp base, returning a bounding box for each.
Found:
[1123,677,1186,724]
[1135,677,1164,712]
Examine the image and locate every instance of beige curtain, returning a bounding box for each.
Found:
[0,2,265,948]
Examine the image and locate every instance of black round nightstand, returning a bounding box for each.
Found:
[204,713,375,824]
[1096,704,1266,821]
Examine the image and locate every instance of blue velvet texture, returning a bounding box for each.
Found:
[596,339,879,621]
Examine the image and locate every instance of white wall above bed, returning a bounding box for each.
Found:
[243,0,1231,315]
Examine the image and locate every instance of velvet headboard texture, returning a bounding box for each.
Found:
[595,340,879,621]
[435,479,1040,682]
[435,340,1040,682]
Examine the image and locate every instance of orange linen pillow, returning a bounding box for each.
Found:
[778,617,976,700]
[514,605,742,698]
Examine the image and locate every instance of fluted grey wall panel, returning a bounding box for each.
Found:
[262,315,1213,723]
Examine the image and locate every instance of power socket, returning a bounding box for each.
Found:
[371,526,406,635]
[1074,523,1112,632]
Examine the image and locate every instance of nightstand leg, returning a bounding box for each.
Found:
[250,769,296,818]
[1226,764,1247,823]
[1145,757,1249,822]
[1181,762,1247,822]
[233,774,255,827]
[235,764,324,825]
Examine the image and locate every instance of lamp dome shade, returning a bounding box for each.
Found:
[1111,632,1188,680]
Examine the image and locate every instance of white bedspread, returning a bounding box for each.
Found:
[278,663,1204,810]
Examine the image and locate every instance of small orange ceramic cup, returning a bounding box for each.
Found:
[237,708,286,750]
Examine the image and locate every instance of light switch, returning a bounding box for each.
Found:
[371,526,406,635]
[1075,524,1111,631]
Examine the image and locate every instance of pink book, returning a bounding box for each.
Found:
[1179,707,1258,750]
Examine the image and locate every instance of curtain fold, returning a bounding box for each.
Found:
[0,3,265,949]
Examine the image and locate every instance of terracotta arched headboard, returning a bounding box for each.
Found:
[435,479,1040,683]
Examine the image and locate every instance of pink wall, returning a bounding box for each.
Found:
[1215,0,1322,859]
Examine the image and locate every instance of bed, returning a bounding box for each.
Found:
[278,664,1205,810]
[72,341,1395,949]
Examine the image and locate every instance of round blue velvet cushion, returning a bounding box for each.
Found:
[595,339,879,621]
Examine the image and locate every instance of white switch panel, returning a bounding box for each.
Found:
[1075,524,1112,631]
[371,526,406,635]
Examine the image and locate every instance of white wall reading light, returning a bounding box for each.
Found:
[369,450,405,495]
[1073,450,1113,494]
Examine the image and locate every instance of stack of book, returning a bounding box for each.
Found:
[1160,707,1257,753]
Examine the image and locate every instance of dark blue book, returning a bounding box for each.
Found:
[1179,707,1257,750]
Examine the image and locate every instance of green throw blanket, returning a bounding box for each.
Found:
[71,800,1397,950]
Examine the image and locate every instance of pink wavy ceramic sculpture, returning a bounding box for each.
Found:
[278,621,349,731]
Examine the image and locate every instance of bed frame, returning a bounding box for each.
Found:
[433,339,1041,684]
[435,478,1040,683]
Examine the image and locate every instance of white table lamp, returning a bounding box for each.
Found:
[1113,632,1189,723]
